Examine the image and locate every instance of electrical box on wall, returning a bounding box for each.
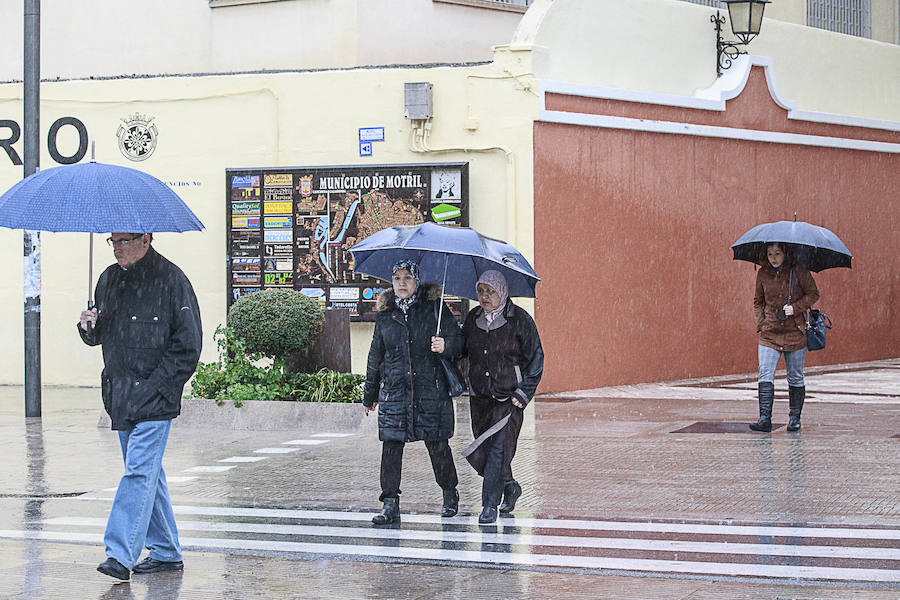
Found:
[404,82,433,120]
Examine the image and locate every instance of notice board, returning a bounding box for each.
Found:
[226,162,469,321]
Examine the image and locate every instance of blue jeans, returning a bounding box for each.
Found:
[758,345,807,386]
[105,419,181,568]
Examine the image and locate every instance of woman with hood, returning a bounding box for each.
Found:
[363,260,464,525]
[750,243,819,432]
[462,270,543,524]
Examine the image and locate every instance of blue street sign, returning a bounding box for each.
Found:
[359,127,385,142]
[359,141,373,157]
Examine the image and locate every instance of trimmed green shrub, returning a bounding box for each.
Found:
[226,288,324,360]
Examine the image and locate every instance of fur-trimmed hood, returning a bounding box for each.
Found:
[375,282,443,312]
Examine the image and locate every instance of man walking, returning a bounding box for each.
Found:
[79,232,202,580]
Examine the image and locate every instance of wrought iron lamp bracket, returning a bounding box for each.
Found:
[712,11,752,78]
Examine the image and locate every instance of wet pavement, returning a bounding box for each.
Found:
[0,358,898,598]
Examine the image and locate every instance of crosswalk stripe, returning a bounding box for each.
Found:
[1,528,897,583]
[74,497,900,540]
[42,517,900,561]
[158,503,900,541]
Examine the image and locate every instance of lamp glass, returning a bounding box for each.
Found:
[725,0,769,42]
[726,1,752,36]
[749,1,766,34]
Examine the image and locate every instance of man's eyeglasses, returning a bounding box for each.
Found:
[106,234,144,248]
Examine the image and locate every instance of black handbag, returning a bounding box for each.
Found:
[439,357,467,397]
[433,302,467,397]
[805,308,832,351]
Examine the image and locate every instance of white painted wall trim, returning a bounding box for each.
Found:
[539,79,726,112]
[539,110,900,154]
[539,54,900,136]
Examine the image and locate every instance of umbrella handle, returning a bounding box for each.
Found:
[86,300,94,336]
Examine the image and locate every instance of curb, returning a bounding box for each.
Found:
[98,397,377,433]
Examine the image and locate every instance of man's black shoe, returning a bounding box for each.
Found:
[97,557,130,580]
[132,557,184,574]
[478,506,498,524]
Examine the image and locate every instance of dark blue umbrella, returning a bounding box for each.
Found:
[349,222,540,301]
[0,161,204,312]
[0,161,204,233]
[731,220,852,272]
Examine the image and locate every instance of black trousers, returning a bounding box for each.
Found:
[380,439,458,501]
[469,397,524,484]
[481,426,507,508]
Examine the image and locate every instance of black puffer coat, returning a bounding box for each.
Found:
[78,246,202,430]
[363,283,464,442]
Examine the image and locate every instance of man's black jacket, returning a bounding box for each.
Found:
[79,246,202,430]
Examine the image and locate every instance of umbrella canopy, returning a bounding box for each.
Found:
[349,222,539,300]
[731,220,852,272]
[0,161,204,233]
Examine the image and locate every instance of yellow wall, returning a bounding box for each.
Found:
[0,53,539,385]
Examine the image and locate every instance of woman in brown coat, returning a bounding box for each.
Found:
[750,243,819,432]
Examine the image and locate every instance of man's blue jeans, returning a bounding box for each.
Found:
[758,345,807,386]
[105,419,181,568]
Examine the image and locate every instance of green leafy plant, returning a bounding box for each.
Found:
[226,288,324,361]
[188,325,362,406]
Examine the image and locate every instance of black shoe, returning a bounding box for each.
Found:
[749,415,772,432]
[441,488,459,518]
[132,557,184,574]
[97,557,130,581]
[499,481,522,514]
[478,506,497,524]
[372,497,400,525]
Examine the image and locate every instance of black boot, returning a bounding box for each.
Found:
[498,481,522,514]
[372,497,399,525]
[441,488,459,517]
[787,385,805,431]
[749,382,774,432]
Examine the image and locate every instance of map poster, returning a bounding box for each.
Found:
[226,163,469,321]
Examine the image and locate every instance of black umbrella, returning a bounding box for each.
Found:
[731,220,852,272]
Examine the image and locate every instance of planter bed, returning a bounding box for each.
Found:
[98,397,376,434]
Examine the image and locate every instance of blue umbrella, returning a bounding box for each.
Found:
[0,161,204,312]
[349,222,540,301]
[731,220,852,272]
[0,161,204,233]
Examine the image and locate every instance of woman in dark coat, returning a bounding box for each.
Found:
[363,260,464,525]
[462,270,543,524]
[750,243,819,432]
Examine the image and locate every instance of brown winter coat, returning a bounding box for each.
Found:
[754,263,820,352]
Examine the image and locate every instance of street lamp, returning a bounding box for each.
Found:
[711,0,770,77]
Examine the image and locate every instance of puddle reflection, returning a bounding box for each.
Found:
[23,418,46,598]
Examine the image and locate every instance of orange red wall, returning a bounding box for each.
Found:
[533,66,900,393]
